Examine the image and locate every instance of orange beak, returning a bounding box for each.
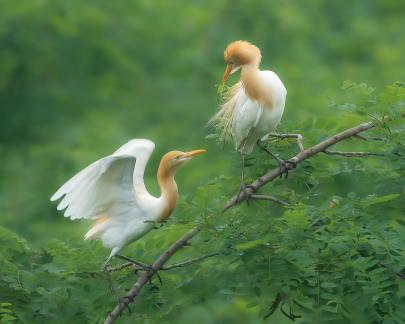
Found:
[182,149,206,158]
[221,63,233,87]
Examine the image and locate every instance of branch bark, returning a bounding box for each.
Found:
[250,194,289,206]
[223,118,388,212]
[104,226,202,324]
[161,252,219,270]
[323,150,384,157]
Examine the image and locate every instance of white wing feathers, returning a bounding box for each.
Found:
[233,96,263,151]
[50,139,155,221]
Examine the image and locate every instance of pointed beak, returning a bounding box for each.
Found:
[182,149,206,158]
[221,63,234,87]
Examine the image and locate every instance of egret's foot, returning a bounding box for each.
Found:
[154,219,168,229]
[237,183,256,204]
[132,264,163,287]
[257,143,293,179]
[115,254,162,285]
[277,159,297,179]
[116,254,148,268]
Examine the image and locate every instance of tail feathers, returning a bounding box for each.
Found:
[84,215,111,240]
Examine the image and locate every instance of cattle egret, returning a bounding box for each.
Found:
[50,139,206,268]
[209,40,288,193]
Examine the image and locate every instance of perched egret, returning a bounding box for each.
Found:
[50,139,206,268]
[209,40,287,191]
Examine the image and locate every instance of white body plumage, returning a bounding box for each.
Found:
[51,140,161,258]
[50,139,205,261]
[209,41,287,156]
[232,70,286,154]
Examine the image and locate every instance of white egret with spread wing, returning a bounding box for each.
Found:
[50,139,205,268]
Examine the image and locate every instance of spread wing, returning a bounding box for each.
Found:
[50,139,155,221]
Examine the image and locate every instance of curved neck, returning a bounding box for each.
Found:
[241,63,272,107]
[156,167,178,222]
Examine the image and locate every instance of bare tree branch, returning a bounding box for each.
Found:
[104,226,202,324]
[107,262,133,273]
[161,252,220,270]
[223,117,398,212]
[323,150,384,157]
[249,194,289,206]
[354,134,385,141]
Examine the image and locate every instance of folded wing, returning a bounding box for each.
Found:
[233,94,263,152]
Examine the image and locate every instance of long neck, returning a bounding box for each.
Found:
[156,166,178,222]
[241,62,273,108]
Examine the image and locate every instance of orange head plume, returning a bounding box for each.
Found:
[221,40,262,86]
[157,149,206,179]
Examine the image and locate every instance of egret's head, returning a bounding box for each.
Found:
[159,149,206,176]
[222,40,262,86]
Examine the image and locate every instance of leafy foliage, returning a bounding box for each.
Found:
[1,84,404,323]
[0,0,404,323]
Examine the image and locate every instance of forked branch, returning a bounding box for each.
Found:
[107,252,219,273]
[223,117,397,212]
[104,226,203,324]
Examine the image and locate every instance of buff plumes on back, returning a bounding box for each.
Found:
[207,82,242,142]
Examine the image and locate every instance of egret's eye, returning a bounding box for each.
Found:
[174,155,182,160]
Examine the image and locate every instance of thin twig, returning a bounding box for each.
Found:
[161,252,220,270]
[250,194,289,206]
[354,134,368,141]
[323,150,384,157]
[263,132,305,152]
[106,252,219,273]
[223,115,402,212]
[396,272,405,281]
[107,262,133,272]
[354,133,385,141]
[378,263,405,281]
[307,217,321,228]
[104,226,202,324]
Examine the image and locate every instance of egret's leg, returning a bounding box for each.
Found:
[116,254,163,286]
[102,256,119,300]
[240,152,245,186]
[116,255,148,268]
[237,153,255,202]
[103,256,134,313]
[257,140,296,179]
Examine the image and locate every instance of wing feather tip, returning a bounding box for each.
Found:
[50,193,60,202]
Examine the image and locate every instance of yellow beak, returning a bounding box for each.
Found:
[221,63,233,86]
[182,149,206,158]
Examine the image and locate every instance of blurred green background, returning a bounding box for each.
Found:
[0,0,404,322]
[1,0,403,240]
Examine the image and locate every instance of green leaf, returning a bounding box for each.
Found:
[320,282,338,289]
[360,194,400,208]
[235,236,271,251]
